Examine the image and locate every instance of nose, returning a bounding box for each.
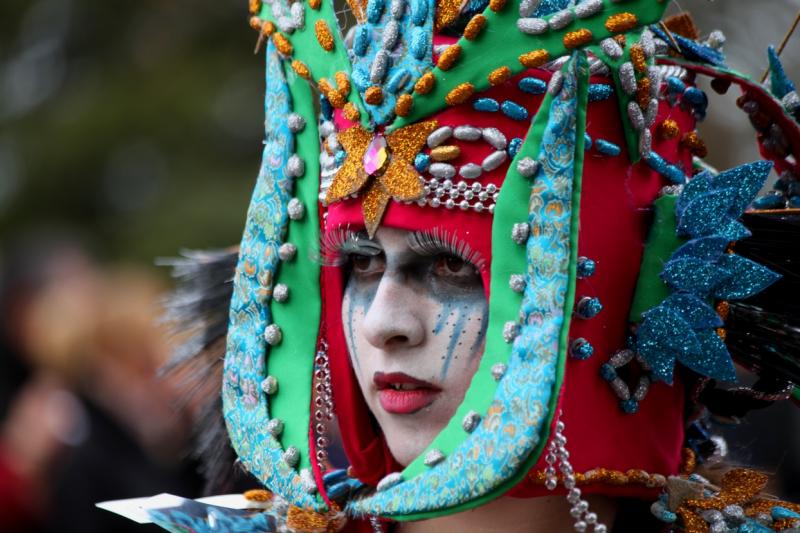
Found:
[361,274,425,350]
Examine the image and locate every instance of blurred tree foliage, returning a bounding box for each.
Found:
[0,0,265,263]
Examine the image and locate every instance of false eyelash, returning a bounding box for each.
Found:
[317,226,381,267]
[407,228,486,272]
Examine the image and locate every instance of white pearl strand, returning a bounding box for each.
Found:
[544,414,608,533]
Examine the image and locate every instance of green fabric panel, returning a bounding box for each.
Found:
[268,65,323,482]
[395,53,589,520]
[257,1,369,129]
[389,0,666,131]
[628,194,685,323]
[793,387,800,403]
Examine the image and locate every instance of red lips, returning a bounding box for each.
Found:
[374,372,441,415]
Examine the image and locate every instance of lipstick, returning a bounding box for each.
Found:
[374,372,441,415]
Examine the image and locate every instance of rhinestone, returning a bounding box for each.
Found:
[502,321,519,343]
[377,472,404,491]
[363,135,390,175]
[491,363,507,380]
[261,375,278,395]
[264,324,283,345]
[424,449,445,467]
[462,410,481,432]
[266,418,284,437]
[283,446,300,467]
[279,242,297,261]
[511,222,530,244]
[509,274,526,292]
[273,283,289,302]
[287,198,305,220]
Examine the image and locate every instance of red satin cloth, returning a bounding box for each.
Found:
[320,65,693,501]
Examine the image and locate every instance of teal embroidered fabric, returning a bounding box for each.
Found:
[222,41,318,510]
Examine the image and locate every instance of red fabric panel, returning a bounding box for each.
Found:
[324,66,694,499]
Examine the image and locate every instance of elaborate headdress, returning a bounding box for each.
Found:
[148,1,800,531]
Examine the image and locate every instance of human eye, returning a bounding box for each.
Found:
[407,229,484,289]
[348,252,386,278]
[432,255,480,283]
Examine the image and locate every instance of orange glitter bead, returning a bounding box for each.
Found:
[657,119,681,140]
[365,86,384,105]
[716,301,730,321]
[309,0,322,9]
[414,72,436,94]
[249,0,262,14]
[315,20,335,51]
[437,45,462,71]
[680,448,697,475]
[249,16,263,30]
[395,94,413,116]
[613,34,627,48]
[518,49,550,68]
[243,489,273,502]
[682,131,709,158]
[335,71,350,96]
[488,66,512,86]
[291,60,311,79]
[563,28,593,49]
[630,44,647,73]
[342,102,360,121]
[435,0,461,31]
[605,12,639,33]
[445,83,475,106]
[464,14,487,40]
[272,32,293,56]
[489,0,508,12]
[636,78,651,109]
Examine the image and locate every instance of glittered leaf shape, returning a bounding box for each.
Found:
[362,180,391,238]
[676,171,712,216]
[677,187,738,238]
[661,256,732,295]
[379,161,424,201]
[385,120,438,160]
[712,160,773,217]
[715,218,751,242]
[713,254,781,300]
[637,305,702,384]
[767,45,797,99]
[671,236,729,262]
[682,329,736,382]
[662,293,723,330]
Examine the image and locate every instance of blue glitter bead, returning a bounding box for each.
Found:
[577,257,596,278]
[508,137,523,158]
[414,153,430,172]
[320,96,333,120]
[335,150,347,166]
[518,77,547,95]
[501,100,528,121]
[353,25,370,57]
[599,363,617,382]
[753,191,786,209]
[595,139,621,156]
[588,83,613,101]
[473,98,499,112]
[583,133,592,151]
[789,195,800,208]
[620,399,639,414]
[409,27,429,60]
[645,151,666,171]
[576,297,602,319]
[386,68,411,94]
[410,0,428,25]
[683,87,707,109]
[663,164,686,185]
[531,0,572,17]
[666,76,686,95]
[366,0,385,24]
[351,67,371,91]
[772,507,800,521]
[569,338,594,360]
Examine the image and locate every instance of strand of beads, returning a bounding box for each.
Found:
[312,340,335,472]
[545,413,608,533]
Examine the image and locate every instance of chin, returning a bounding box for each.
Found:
[382,417,445,467]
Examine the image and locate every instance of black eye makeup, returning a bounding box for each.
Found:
[319,227,383,267]
[406,228,486,273]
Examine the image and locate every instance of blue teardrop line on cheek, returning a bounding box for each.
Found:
[469,304,489,359]
[346,294,361,371]
[432,300,455,335]
[439,307,469,380]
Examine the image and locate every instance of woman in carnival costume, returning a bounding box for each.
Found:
[107,0,800,531]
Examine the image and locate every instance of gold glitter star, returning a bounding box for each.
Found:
[325,120,438,237]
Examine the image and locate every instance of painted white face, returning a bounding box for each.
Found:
[340,227,488,466]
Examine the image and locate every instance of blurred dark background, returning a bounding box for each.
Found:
[0,0,798,531]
